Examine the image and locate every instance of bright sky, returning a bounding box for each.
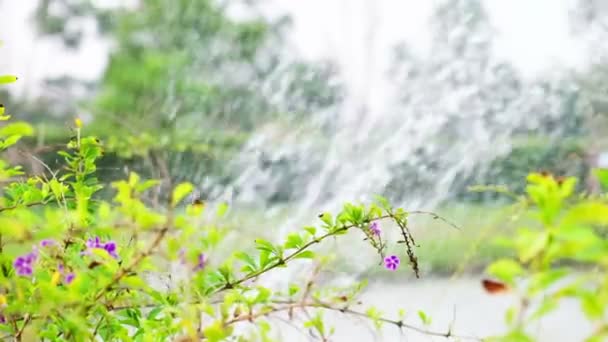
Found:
[0,0,591,103]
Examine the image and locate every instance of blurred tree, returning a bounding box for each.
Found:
[34,0,344,194]
[569,0,608,147]
[385,0,589,203]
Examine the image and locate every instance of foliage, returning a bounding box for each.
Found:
[34,0,343,160]
[483,171,608,341]
[0,66,470,341]
[453,138,589,203]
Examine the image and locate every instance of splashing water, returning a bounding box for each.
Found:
[219,0,583,230]
[160,0,600,285]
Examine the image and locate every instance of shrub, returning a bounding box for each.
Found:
[0,56,472,341]
[483,171,608,341]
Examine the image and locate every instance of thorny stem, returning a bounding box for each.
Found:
[389,210,420,278]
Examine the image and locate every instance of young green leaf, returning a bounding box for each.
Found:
[171,182,194,207]
[0,75,18,84]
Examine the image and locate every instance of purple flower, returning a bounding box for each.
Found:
[103,241,118,258]
[384,255,400,271]
[64,273,75,284]
[179,249,207,272]
[84,237,118,259]
[56,264,75,285]
[13,251,37,277]
[0,314,5,324]
[194,253,206,272]
[369,222,381,236]
[86,237,102,249]
[40,239,56,247]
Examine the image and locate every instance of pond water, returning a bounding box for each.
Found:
[267,278,591,342]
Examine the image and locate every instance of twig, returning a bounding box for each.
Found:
[214,215,394,292]
[15,313,32,341]
[0,200,49,213]
[93,226,169,301]
[408,210,461,231]
[223,299,482,341]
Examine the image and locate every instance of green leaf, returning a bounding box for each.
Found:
[303,226,316,236]
[284,233,304,249]
[135,179,160,193]
[122,276,149,290]
[304,312,326,336]
[562,202,608,226]
[289,285,300,296]
[0,122,34,137]
[0,135,21,149]
[146,307,163,320]
[593,168,608,191]
[505,306,517,325]
[581,291,604,319]
[202,321,227,342]
[255,239,276,253]
[487,259,524,284]
[254,286,271,303]
[171,182,194,207]
[417,310,431,325]
[365,307,383,329]
[216,202,229,217]
[234,252,258,272]
[373,195,391,210]
[530,297,558,321]
[528,269,569,295]
[292,250,315,259]
[519,231,549,263]
[319,212,333,227]
[0,75,18,84]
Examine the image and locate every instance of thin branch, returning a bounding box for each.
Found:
[15,313,32,341]
[0,200,49,213]
[93,226,169,301]
[223,299,482,341]
[408,210,461,231]
[214,215,394,292]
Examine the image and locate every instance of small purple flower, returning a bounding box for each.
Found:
[103,241,118,258]
[40,239,56,248]
[369,222,381,236]
[86,237,102,249]
[13,251,37,277]
[84,237,118,259]
[0,314,5,324]
[384,255,400,271]
[179,249,207,272]
[24,251,37,263]
[64,273,76,284]
[194,253,206,272]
